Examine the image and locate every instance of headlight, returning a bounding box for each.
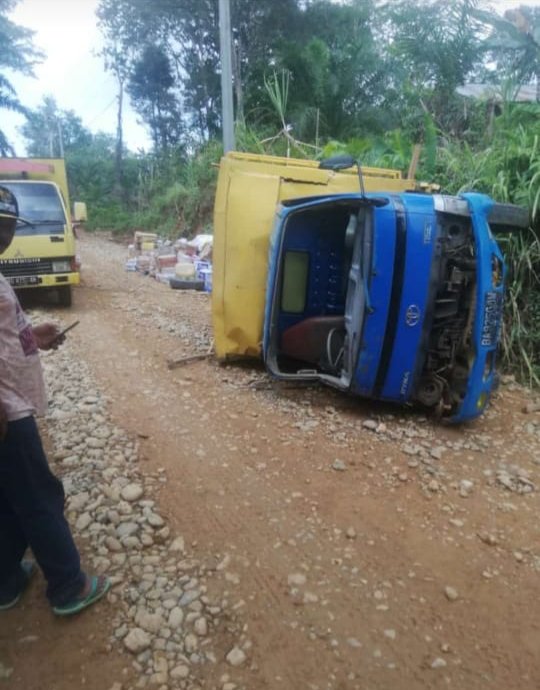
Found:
[52,260,71,273]
[491,255,503,287]
[476,392,488,410]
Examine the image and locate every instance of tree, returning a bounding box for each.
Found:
[272,0,388,140]
[0,0,42,154]
[20,96,92,157]
[127,45,183,151]
[96,0,304,142]
[382,0,484,135]
[474,5,540,100]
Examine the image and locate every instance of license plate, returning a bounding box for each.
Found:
[8,275,40,287]
[481,291,503,347]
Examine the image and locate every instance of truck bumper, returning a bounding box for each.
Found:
[450,194,505,423]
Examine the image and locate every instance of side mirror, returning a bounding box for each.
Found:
[318,154,356,171]
[73,201,87,223]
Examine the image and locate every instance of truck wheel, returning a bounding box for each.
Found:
[57,286,72,307]
[488,203,530,232]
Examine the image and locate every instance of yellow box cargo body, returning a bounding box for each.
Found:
[212,152,415,359]
[0,158,82,306]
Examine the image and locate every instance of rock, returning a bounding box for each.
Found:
[449,519,464,528]
[477,532,498,546]
[116,522,139,539]
[69,492,90,511]
[431,657,447,669]
[135,610,164,635]
[121,484,144,502]
[384,629,396,640]
[444,586,459,602]
[226,647,247,667]
[108,684,123,690]
[124,628,151,654]
[427,480,440,493]
[0,663,13,680]
[18,635,39,644]
[362,420,378,431]
[194,617,208,636]
[87,437,106,449]
[184,633,198,653]
[147,512,165,528]
[459,480,474,498]
[170,665,190,680]
[152,654,168,681]
[168,607,184,629]
[104,536,123,552]
[332,459,347,471]
[303,592,318,604]
[169,536,185,553]
[522,401,540,414]
[179,590,200,607]
[75,512,92,531]
[345,527,357,539]
[288,573,307,587]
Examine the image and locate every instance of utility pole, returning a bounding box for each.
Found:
[219,0,235,152]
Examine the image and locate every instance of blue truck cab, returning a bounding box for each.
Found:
[263,188,526,422]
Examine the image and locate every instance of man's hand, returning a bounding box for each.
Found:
[32,322,64,350]
[0,401,8,441]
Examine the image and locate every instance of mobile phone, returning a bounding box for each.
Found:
[55,320,80,340]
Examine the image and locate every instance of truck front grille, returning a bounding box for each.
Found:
[0,258,54,277]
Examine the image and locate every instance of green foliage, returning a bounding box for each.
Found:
[20,96,93,157]
[0,0,42,153]
[497,229,540,385]
[428,100,540,382]
[127,46,183,151]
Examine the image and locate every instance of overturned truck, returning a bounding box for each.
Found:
[212,152,528,422]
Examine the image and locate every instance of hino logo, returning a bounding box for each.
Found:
[405,304,421,327]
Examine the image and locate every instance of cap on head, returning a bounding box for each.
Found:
[0,185,18,221]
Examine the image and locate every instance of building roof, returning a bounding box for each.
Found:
[457,83,537,102]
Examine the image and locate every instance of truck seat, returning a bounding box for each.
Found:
[280,316,345,368]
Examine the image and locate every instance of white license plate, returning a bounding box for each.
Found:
[9,275,40,287]
[481,291,503,347]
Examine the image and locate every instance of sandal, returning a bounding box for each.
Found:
[0,560,36,611]
[53,574,111,617]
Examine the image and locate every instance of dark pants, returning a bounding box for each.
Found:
[0,416,85,606]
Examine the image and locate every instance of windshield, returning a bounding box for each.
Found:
[1,181,66,235]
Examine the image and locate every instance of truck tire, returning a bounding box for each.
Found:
[57,285,72,307]
[488,203,530,233]
[170,278,205,291]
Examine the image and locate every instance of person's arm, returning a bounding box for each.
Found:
[32,323,65,350]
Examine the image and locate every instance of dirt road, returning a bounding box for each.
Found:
[1,233,539,690]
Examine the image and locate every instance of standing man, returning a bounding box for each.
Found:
[0,186,109,615]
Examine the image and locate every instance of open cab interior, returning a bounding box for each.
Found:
[264,195,382,390]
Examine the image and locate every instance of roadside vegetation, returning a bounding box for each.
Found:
[1,0,539,378]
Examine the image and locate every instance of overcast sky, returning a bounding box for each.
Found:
[4,0,151,154]
[4,0,540,156]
